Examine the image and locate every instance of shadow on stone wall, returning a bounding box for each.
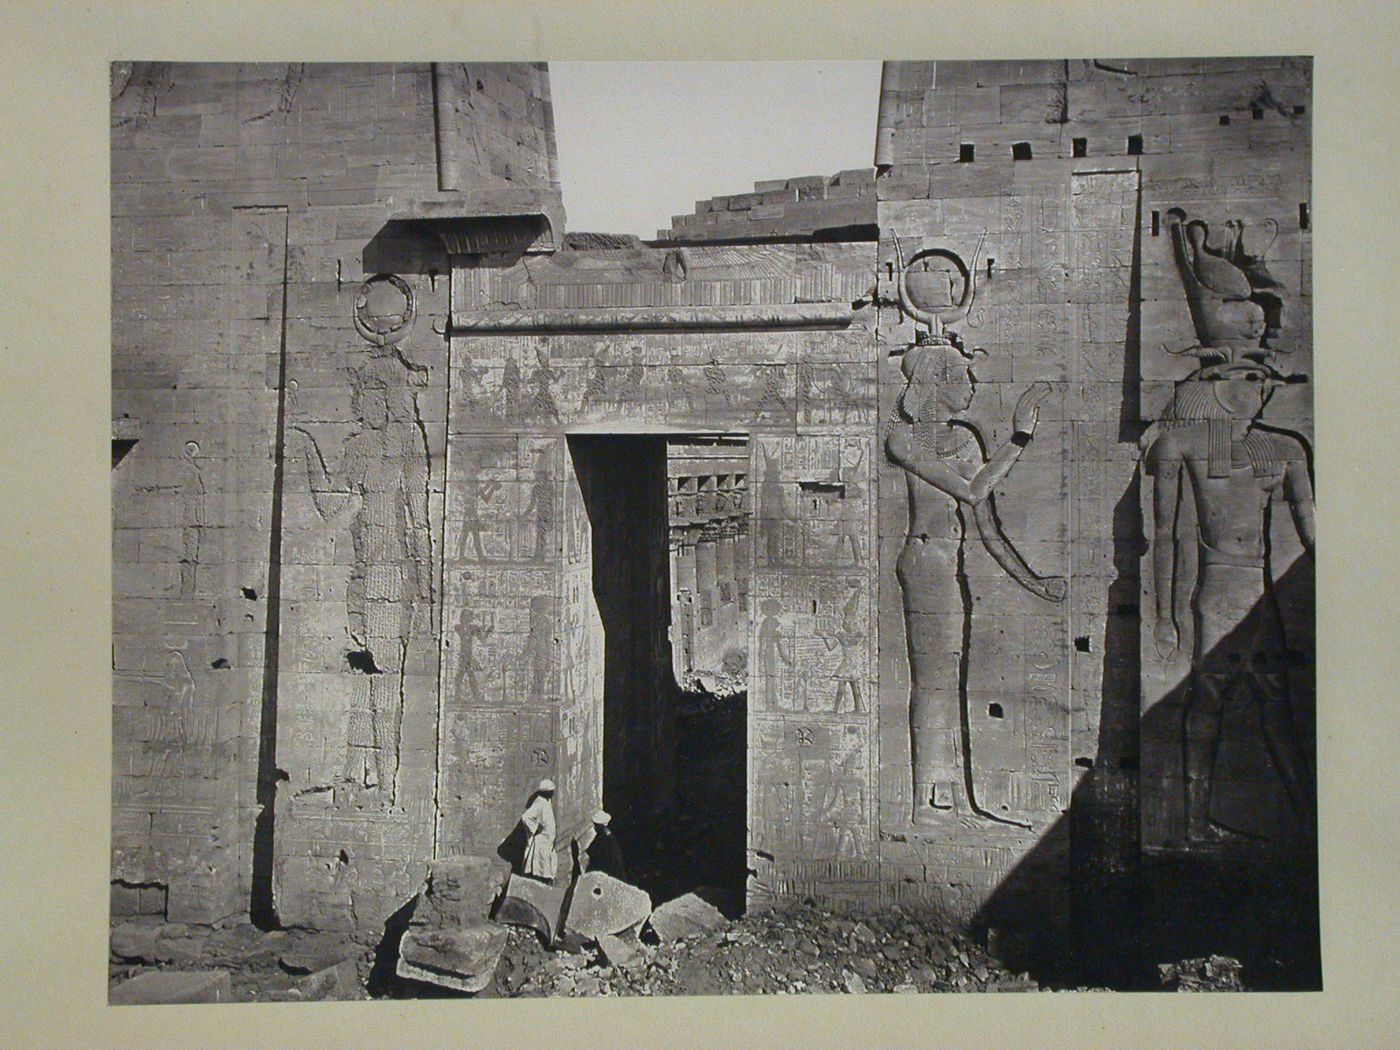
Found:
[970,555,1318,990]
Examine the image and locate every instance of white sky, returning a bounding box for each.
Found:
[549,61,883,238]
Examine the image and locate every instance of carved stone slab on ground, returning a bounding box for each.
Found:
[397,923,510,993]
[565,871,653,941]
[648,892,728,943]
[495,874,569,943]
[109,969,233,1005]
[412,854,512,929]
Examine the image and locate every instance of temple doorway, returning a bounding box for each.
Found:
[568,433,751,917]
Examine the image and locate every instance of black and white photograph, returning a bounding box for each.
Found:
[105,54,1319,1002]
[4,2,1399,1047]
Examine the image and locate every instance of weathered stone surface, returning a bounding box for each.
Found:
[110,969,233,1005]
[277,930,356,975]
[109,922,163,963]
[397,923,509,994]
[564,872,652,941]
[647,893,728,943]
[412,855,511,930]
[295,959,367,1001]
[596,932,643,970]
[495,874,568,943]
[108,59,1316,992]
[151,926,212,966]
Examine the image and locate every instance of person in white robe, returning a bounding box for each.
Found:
[520,778,557,882]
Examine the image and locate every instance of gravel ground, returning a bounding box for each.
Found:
[496,899,1044,998]
[111,898,1265,1000]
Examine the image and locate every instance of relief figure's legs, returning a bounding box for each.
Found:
[910,684,964,822]
[1182,671,1230,841]
[901,548,965,824]
[1252,671,1315,831]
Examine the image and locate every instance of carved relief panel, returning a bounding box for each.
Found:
[875,170,1141,917]
[1139,190,1315,854]
[272,271,448,927]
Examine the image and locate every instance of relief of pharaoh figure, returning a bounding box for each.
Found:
[290,350,432,795]
[1144,361,1315,844]
[885,237,1066,827]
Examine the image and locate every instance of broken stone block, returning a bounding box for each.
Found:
[396,922,509,994]
[110,969,233,1005]
[295,958,367,1001]
[201,924,282,967]
[596,931,642,970]
[152,925,212,966]
[564,871,652,941]
[109,921,163,963]
[412,855,510,929]
[277,930,356,975]
[494,873,568,943]
[647,893,727,943]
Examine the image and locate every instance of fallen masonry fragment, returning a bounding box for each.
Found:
[564,872,653,941]
[278,929,358,975]
[294,959,367,1001]
[648,893,728,943]
[1159,955,1246,992]
[412,855,512,930]
[495,874,569,944]
[596,931,645,970]
[110,970,233,1005]
[397,924,511,994]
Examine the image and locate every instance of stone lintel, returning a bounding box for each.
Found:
[449,302,853,334]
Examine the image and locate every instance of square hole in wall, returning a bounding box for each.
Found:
[958,143,975,163]
[1011,141,1032,161]
[1126,134,1143,155]
[1071,137,1087,157]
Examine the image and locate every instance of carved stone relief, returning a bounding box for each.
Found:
[285,277,434,799]
[885,244,1067,828]
[1142,194,1314,850]
[1165,208,1288,359]
[1143,359,1315,847]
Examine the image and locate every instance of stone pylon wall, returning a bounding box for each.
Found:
[872,59,1312,942]
[110,62,561,929]
[112,59,1313,940]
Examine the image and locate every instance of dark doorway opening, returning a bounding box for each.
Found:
[569,433,750,918]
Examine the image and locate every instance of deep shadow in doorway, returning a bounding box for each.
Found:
[569,433,750,918]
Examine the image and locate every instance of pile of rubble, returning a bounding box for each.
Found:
[108,857,1053,1001]
[499,896,1042,998]
[1158,955,1246,992]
